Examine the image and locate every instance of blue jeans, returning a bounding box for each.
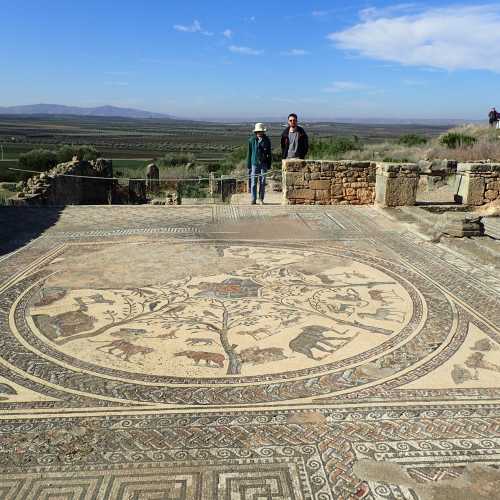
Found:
[250,164,267,203]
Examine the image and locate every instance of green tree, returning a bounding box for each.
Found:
[397,134,428,147]
[18,149,58,173]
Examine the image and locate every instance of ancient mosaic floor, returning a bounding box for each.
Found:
[1,205,500,499]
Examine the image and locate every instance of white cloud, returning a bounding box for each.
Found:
[359,4,418,21]
[329,5,500,72]
[281,49,309,56]
[174,20,201,32]
[174,20,213,36]
[323,81,371,93]
[229,45,263,56]
[223,29,233,39]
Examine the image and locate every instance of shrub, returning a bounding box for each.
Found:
[160,153,196,167]
[177,180,208,198]
[56,145,99,162]
[18,149,58,173]
[439,132,477,149]
[309,137,360,159]
[398,134,428,147]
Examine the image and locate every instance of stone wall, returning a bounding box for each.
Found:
[282,160,376,205]
[456,163,500,206]
[10,159,114,206]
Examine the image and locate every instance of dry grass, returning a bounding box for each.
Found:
[342,142,428,162]
[341,124,500,163]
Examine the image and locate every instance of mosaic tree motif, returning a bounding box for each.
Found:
[30,246,410,376]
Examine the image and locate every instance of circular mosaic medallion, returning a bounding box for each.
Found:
[5,241,454,404]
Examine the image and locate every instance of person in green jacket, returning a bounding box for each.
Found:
[247,123,272,205]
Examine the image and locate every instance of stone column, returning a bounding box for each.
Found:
[282,159,308,205]
[456,163,500,206]
[375,163,419,207]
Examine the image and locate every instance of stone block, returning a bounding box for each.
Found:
[375,174,418,207]
[330,184,344,196]
[310,180,331,190]
[435,212,484,237]
[345,187,356,196]
[485,189,499,200]
[458,163,492,173]
[357,188,374,204]
[461,175,486,206]
[282,159,307,172]
[288,189,315,200]
[315,189,331,201]
[284,172,304,187]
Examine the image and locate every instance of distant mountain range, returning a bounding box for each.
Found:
[0,104,176,119]
[0,104,482,125]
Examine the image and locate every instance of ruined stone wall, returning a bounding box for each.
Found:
[456,163,500,206]
[10,159,114,206]
[282,160,376,205]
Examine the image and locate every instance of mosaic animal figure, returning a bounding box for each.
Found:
[239,347,287,365]
[472,339,497,352]
[289,326,348,360]
[88,294,114,306]
[35,288,67,307]
[368,289,402,305]
[465,352,500,376]
[451,364,476,385]
[238,328,273,342]
[157,331,178,340]
[186,338,215,346]
[175,350,225,368]
[327,302,355,316]
[328,288,368,308]
[358,307,405,323]
[51,311,96,338]
[110,328,148,338]
[97,339,154,362]
[74,295,114,312]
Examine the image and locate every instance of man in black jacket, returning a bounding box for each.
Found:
[281,113,309,159]
[489,108,499,128]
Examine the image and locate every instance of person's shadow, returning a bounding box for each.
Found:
[0,207,64,257]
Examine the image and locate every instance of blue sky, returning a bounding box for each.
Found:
[2,0,500,119]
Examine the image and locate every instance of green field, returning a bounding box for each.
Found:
[0,114,453,183]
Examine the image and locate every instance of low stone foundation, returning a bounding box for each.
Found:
[10,158,114,206]
[282,160,376,205]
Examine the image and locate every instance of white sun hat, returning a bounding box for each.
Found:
[253,122,267,133]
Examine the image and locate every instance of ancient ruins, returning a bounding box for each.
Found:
[0,157,499,499]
